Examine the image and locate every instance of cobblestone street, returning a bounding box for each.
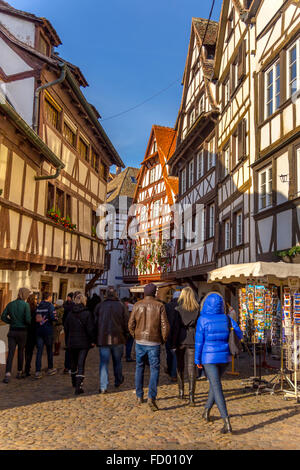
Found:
[0,347,299,450]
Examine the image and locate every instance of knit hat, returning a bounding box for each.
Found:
[144,283,157,297]
[18,287,31,301]
[56,299,64,307]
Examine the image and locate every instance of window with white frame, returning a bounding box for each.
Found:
[140,205,147,221]
[186,217,193,248]
[297,148,300,195]
[265,60,280,118]
[208,204,215,238]
[236,211,243,246]
[197,150,204,179]
[199,94,205,114]
[181,167,187,194]
[190,108,196,127]
[224,219,230,250]
[153,200,160,218]
[259,165,273,210]
[188,159,194,187]
[224,78,230,107]
[150,167,156,184]
[287,40,300,98]
[224,146,230,176]
[208,138,216,170]
[201,207,206,242]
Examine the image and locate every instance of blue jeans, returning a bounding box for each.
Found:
[203,363,229,419]
[125,336,134,360]
[165,343,177,378]
[99,345,123,391]
[36,332,54,372]
[135,343,160,400]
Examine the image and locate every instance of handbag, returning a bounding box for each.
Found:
[226,315,243,357]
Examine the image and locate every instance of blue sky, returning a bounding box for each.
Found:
[12,0,223,169]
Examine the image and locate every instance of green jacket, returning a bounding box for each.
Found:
[1,299,31,329]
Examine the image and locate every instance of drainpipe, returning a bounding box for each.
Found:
[33,62,67,134]
[35,165,64,181]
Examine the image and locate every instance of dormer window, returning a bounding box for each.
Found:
[152,140,157,154]
[38,33,50,56]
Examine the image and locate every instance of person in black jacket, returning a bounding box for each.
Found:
[62,292,74,374]
[24,293,38,377]
[94,287,129,394]
[165,291,181,382]
[173,287,200,406]
[63,293,95,395]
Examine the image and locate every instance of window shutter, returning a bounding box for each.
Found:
[279,49,286,105]
[238,119,246,160]
[222,83,225,109]
[258,72,265,124]
[238,40,246,81]
[232,134,236,168]
[230,64,235,95]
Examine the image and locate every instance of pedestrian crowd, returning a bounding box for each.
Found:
[1,283,242,434]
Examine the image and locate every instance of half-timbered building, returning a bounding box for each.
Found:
[0,1,123,338]
[95,166,138,298]
[212,0,254,282]
[168,17,219,299]
[251,0,300,261]
[123,125,178,296]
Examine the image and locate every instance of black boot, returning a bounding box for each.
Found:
[188,377,196,407]
[177,372,184,399]
[202,408,211,422]
[75,375,84,395]
[220,417,232,434]
[71,372,76,388]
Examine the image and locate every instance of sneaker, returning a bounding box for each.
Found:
[35,372,43,379]
[3,374,10,384]
[47,368,57,376]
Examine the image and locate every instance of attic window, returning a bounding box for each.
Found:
[206,45,215,60]
[131,176,137,183]
[39,34,49,56]
[152,140,157,154]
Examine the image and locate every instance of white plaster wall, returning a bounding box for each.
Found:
[5,77,35,126]
[0,37,32,74]
[276,153,289,205]
[0,13,35,47]
[276,210,292,250]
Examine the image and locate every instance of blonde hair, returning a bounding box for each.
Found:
[74,294,87,306]
[178,287,199,312]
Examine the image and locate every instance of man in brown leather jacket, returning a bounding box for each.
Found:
[128,283,169,411]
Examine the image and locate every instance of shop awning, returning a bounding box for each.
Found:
[130,281,177,293]
[208,262,300,285]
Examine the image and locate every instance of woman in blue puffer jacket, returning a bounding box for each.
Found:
[195,292,243,434]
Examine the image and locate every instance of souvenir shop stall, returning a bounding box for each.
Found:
[208,262,300,401]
